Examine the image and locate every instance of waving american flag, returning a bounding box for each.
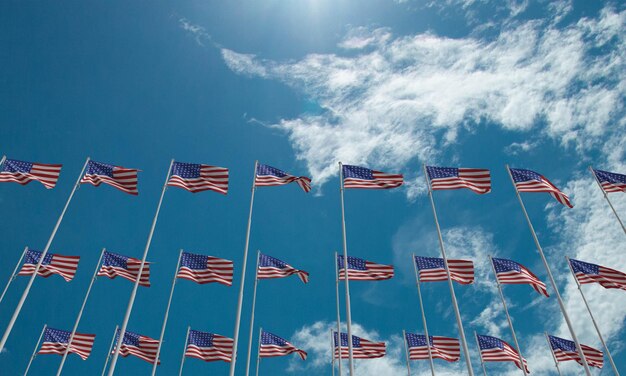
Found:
[258,253,309,283]
[18,249,79,282]
[592,168,626,193]
[414,256,474,285]
[176,252,233,286]
[477,334,528,372]
[405,332,460,362]
[334,332,386,359]
[259,330,307,360]
[569,258,626,291]
[342,164,403,189]
[0,158,62,189]
[255,163,311,192]
[548,334,604,369]
[509,167,572,208]
[492,257,549,297]
[81,160,139,195]
[97,251,150,287]
[185,330,234,363]
[337,255,394,281]
[39,327,95,360]
[426,166,491,194]
[167,161,229,194]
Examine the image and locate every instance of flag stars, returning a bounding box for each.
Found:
[181,252,209,270]
[257,164,287,178]
[493,258,521,273]
[102,251,129,269]
[478,335,504,350]
[4,159,33,173]
[427,166,459,179]
[189,330,214,347]
[570,259,600,275]
[415,256,444,270]
[172,162,201,179]
[86,161,114,177]
[510,168,542,183]
[259,254,287,269]
[343,165,374,180]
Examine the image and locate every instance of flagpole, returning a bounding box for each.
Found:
[24,324,46,376]
[505,165,592,376]
[108,158,174,376]
[151,249,184,376]
[402,330,411,376]
[230,160,258,376]
[334,251,343,376]
[589,166,626,235]
[544,333,562,376]
[331,329,335,376]
[423,164,474,376]
[474,332,487,376]
[255,327,262,376]
[566,256,620,375]
[338,162,355,376]
[412,252,435,376]
[56,248,106,376]
[101,325,119,376]
[1,157,90,352]
[488,256,527,376]
[178,326,190,376]
[0,246,28,306]
[0,155,6,168]
[245,251,261,376]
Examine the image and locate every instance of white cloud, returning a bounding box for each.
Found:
[220,8,625,194]
[179,18,214,47]
[504,140,538,155]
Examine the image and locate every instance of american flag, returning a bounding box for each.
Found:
[334,332,386,359]
[0,158,62,189]
[509,167,573,208]
[167,161,229,194]
[404,332,460,362]
[342,165,403,189]
[18,250,80,282]
[255,163,311,192]
[414,256,474,285]
[81,160,139,195]
[38,327,95,360]
[569,258,626,291]
[337,256,394,281]
[426,166,491,194]
[477,334,529,372]
[492,257,549,297]
[259,330,307,360]
[548,335,604,369]
[113,329,160,364]
[592,168,626,193]
[257,253,309,283]
[97,251,150,287]
[185,329,234,363]
[176,252,233,286]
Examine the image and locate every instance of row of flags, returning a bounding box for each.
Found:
[3,156,625,201]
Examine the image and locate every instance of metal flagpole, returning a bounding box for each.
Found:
[488,256,527,376]
[255,327,262,376]
[151,249,184,376]
[544,332,562,376]
[334,252,343,376]
[412,252,435,376]
[589,166,626,235]
[505,165,592,376]
[24,324,46,376]
[423,164,474,376]
[101,325,119,376]
[245,251,261,376]
[56,248,106,376]
[178,326,190,376]
[331,329,335,376]
[402,330,411,376]
[474,332,487,376]
[108,158,174,376]
[1,157,90,352]
[338,162,355,375]
[0,246,28,306]
[230,161,258,376]
[566,256,620,376]
[0,155,6,168]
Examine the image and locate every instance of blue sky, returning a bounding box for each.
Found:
[0,0,624,375]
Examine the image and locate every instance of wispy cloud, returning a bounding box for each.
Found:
[178,17,215,47]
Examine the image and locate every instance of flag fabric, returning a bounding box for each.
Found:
[113,329,160,364]
[255,163,311,193]
[592,168,626,193]
[509,167,573,208]
[80,160,139,195]
[259,330,307,360]
[337,256,394,281]
[0,158,62,189]
[185,330,234,363]
[477,334,529,372]
[426,166,491,194]
[176,252,233,286]
[492,257,549,297]
[569,259,626,291]
[167,161,229,194]
[38,327,95,360]
[405,333,460,362]
[97,251,150,287]
[414,256,474,285]
[334,332,386,359]
[257,253,309,283]
[342,165,403,189]
[548,335,604,368]
[18,250,80,282]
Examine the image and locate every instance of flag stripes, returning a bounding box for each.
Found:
[257,254,309,283]
[167,162,229,194]
[39,327,95,360]
[185,330,234,363]
[477,334,528,372]
[97,251,151,287]
[569,258,626,291]
[334,332,386,359]
[176,252,234,286]
[342,165,403,189]
[548,335,604,368]
[405,333,460,362]
[114,330,160,364]
[492,257,549,297]
[427,166,491,194]
[18,250,80,282]
[0,159,62,189]
[259,330,307,360]
[415,256,474,284]
[81,160,139,195]
[509,167,572,208]
[337,256,394,281]
[255,163,311,192]
[592,169,626,193]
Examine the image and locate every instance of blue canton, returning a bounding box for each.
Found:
[115,330,140,346]
[337,256,367,270]
[549,336,576,352]
[86,161,114,177]
[257,164,287,177]
[595,169,626,184]
[342,165,374,180]
[427,166,458,179]
[25,250,53,265]
[44,328,71,344]
[2,159,33,173]
[510,168,542,183]
[172,162,201,179]
[406,333,433,347]
[188,330,214,347]
[102,251,129,269]
[261,331,288,346]
[570,259,599,275]
[180,252,208,270]
[492,258,521,273]
[334,332,361,347]
[259,254,287,269]
[477,335,504,350]
[414,256,444,270]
